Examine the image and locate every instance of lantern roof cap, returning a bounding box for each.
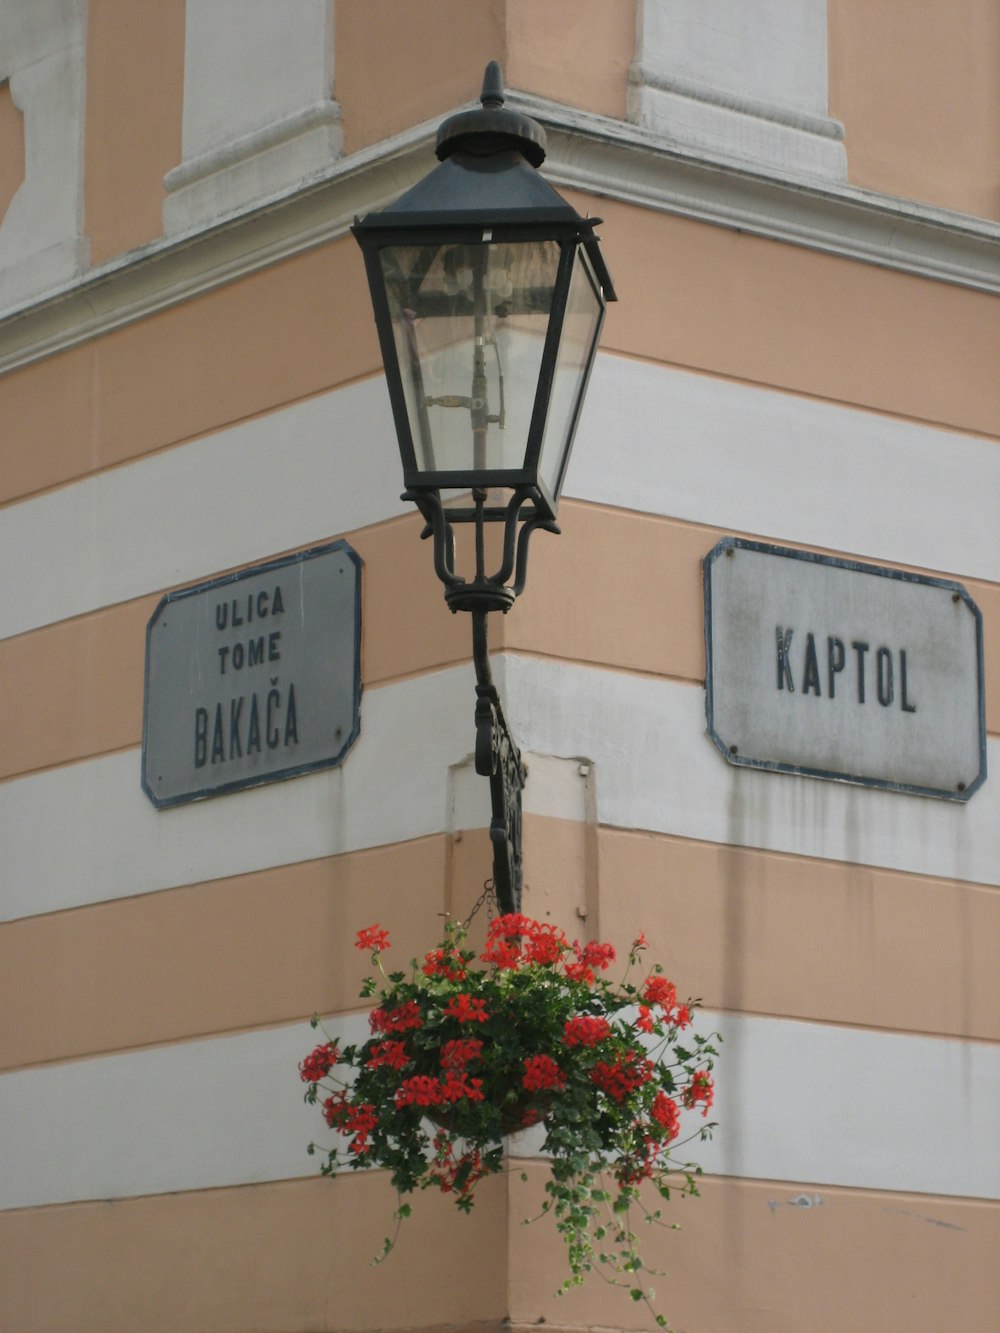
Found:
[435,61,547,167]
[360,148,580,230]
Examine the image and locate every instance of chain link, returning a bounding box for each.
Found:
[463,878,498,930]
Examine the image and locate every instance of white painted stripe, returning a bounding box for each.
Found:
[499,656,999,889]
[2,358,996,641]
[3,664,996,923]
[1,1010,995,1210]
[568,357,1000,583]
[697,1011,1000,1199]
[0,1019,334,1211]
[0,377,404,641]
[0,667,478,922]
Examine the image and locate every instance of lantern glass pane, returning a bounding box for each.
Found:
[379,240,560,477]
[537,249,604,503]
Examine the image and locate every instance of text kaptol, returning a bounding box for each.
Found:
[775,628,916,711]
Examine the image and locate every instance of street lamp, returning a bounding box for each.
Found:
[353,62,615,912]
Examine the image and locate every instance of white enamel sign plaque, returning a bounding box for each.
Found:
[704,539,986,800]
[142,542,362,807]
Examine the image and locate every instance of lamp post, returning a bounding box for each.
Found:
[353,63,615,912]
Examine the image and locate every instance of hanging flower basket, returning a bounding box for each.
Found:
[299,913,719,1328]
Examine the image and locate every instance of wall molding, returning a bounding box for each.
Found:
[164,99,342,195]
[1,93,998,374]
[630,65,845,141]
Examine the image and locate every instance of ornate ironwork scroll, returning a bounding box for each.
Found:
[471,611,525,914]
[474,682,525,914]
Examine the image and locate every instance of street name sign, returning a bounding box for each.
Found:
[142,541,362,807]
[703,538,986,801]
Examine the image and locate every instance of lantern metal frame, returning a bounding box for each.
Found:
[352,64,615,911]
[355,219,609,519]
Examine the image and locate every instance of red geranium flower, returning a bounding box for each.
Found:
[366,1040,409,1070]
[355,924,390,953]
[340,1102,378,1154]
[322,1090,349,1127]
[649,1090,681,1140]
[395,1075,444,1108]
[487,913,534,940]
[634,1005,656,1034]
[444,994,489,1024]
[581,940,616,971]
[299,1041,339,1083]
[481,936,522,970]
[564,938,616,985]
[482,916,568,970]
[441,1071,484,1103]
[370,1001,423,1034]
[523,922,567,966]
[590,1051,655,1103]
[522,1053,566,1092]
[441,1038,484,1070]
[563,1015,611,1048]
[684,1070,715,1116]
[642,975,678,1010]
[423,947,468,981]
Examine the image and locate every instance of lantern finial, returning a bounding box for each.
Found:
[480,60,504,108]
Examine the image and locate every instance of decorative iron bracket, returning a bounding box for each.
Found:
[404,486,559,616]
[471,611,525,913]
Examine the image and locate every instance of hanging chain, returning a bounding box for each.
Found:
[463,877,498,931]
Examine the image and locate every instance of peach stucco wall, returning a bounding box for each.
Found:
[335,0,633,153]
[829,0,1000,220]
[84,0,185,264]
[1,1169,997,1332]
[335,0,506,153]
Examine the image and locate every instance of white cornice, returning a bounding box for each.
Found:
[529,95,1000,292]
[1,95,998,375]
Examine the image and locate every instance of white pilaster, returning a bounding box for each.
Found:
[0,0,88,310]
[629,0,846,182]
[164,0,341,233]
